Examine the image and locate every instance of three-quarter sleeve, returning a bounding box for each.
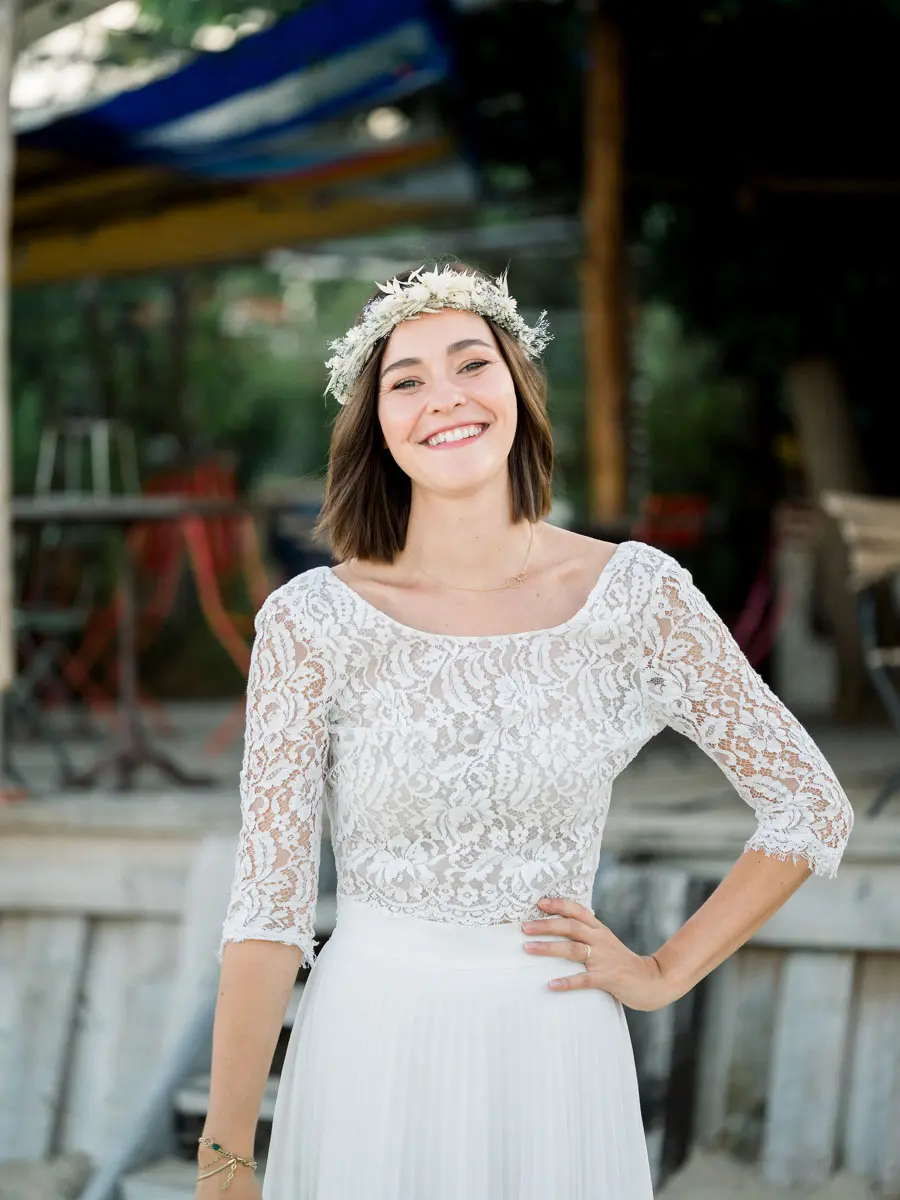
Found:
[638,552,854,878]
[219,586,333,967]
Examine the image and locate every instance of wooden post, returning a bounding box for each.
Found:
[0,0,14,696]
[580,14,627,523]
[783,356,869,717]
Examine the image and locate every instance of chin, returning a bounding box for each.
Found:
[422,464,507,495]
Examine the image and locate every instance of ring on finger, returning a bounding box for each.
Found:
[583,943,591,964]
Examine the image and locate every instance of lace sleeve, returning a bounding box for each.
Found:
[219,585,332,967]
[639,553,854,878]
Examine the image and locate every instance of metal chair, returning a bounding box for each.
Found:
[821,490,900,815]
[35,417,139,497]
[3,528,98,788]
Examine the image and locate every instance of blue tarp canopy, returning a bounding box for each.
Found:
[13,0,466,285]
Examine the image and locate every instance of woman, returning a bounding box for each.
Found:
[197,264,854,1199]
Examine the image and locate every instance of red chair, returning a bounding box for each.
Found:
[64,458,274,747]
[632,494,793,669]
[631,493,710,551]
[173,460,274,756]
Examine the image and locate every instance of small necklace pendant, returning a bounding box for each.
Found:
[506,572,527,589]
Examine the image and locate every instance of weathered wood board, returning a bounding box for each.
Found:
[0,834,194,916]
[694,947,781,1158]
[59,917,181,1161]
[842,954,900,1193]
[0,913,88,1159]
[761,951,855,1186]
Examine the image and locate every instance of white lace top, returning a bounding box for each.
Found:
[220,540,854,968]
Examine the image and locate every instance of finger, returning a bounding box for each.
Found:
[548,970,597,991]
[523,916,589,938]
[538,897,599,924]
[525,937,590,961]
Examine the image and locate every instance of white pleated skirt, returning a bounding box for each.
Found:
[262,896,654,1200]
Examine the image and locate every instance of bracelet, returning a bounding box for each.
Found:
[197,1137,258,1191]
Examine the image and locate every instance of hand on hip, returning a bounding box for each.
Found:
[522,897,674,1011]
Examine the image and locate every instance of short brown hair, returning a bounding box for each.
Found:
[315,265,554,563]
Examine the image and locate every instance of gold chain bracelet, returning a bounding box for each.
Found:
[197,1137,257,1191]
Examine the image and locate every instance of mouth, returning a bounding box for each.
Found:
[420,423,489,449]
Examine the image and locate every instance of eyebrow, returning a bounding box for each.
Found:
[380,338,494,380]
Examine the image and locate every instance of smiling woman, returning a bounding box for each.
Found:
[203,262,854,1200]
[316,264,554,565]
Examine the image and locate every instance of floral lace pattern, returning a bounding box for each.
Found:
[221,541,854,967]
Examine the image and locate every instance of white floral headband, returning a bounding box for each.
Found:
[324,265,552,405]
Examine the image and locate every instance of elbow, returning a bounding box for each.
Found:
[218,923,317,969]
[218,931,314,971]
[745,785,854,882]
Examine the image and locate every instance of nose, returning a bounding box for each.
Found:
[428,379,466,413]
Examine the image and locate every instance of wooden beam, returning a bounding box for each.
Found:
[12,193,462,286]
[580,14,627,522]
[13,135,458,232]
[0,833,196,915]
[0,0,14,694]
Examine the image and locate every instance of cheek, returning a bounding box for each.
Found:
[474,374,516,417]
[377,400,411,447]
[479,387,518,437]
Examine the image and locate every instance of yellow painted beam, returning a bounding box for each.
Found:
[14,147,68,180]
[13,136,457,233]
[15,164,178,223]
[12,192,463,285]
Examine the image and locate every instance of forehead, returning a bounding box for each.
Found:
[383,308,496,358]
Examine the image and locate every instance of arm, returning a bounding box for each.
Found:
[200,588,332,1172]
[526,555,854,1008]
[200,941,302,1173]
[640,556,854,1000]
[650,848,809,1001]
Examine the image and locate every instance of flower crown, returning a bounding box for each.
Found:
[324,265,552,405]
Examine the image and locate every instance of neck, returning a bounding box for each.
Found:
[400,478,533,587]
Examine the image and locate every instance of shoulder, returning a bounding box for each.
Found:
[254,567,338,636]
[588,540,710,633]
[591,538,689,602]
[543,528,683,581]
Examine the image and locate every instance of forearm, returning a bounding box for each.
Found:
[201,939,303,1159]
[652,848,812,1002]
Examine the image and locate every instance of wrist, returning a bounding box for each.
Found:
[648,950,693,1005]
[197,1133,256,1164]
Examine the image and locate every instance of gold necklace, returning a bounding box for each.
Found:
[416,522,536,593]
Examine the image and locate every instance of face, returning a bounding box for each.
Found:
[377,308,518,496]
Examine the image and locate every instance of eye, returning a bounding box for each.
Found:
[390,377,421,391]
[460,359,490,373]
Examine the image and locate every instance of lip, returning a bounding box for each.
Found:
[418,422,489,447]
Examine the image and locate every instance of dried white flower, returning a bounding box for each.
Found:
[324,265,552,405]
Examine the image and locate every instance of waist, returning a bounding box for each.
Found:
[330,895,571,970]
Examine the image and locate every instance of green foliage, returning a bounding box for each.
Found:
[8,264,425,501]
[117,0,305,54]
[635,302,749,503]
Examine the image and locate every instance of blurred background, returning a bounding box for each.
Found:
[0,1,899,1197]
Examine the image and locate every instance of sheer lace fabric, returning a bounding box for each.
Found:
[221,541,854,967]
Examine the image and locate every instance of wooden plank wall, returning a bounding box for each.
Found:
[0,914,88,1158]
[661,860,900,1195]
[697,943,900,1194]
[0,828,239,1164]
[59,918,180,1160]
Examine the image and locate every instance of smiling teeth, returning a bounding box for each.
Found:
[425,424,485,447]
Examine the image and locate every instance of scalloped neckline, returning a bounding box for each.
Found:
[321,540,635,643]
